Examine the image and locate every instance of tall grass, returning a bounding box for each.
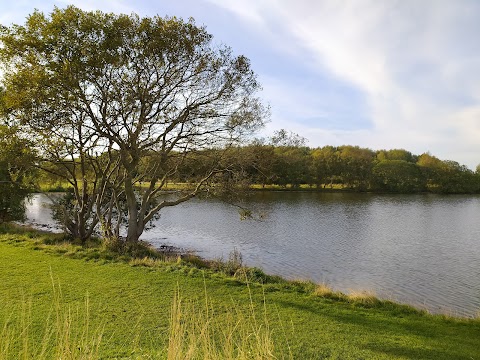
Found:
[0,280,104,360]
[314,283,382,305]
[168,284,280,360]
[1,278,285,359]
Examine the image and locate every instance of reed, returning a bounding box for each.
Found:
[0,280,104,360]
[346,289,380,306]
[167,285,279,360]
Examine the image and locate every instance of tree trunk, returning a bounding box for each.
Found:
[124,174,143,243]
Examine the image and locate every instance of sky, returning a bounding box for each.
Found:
[1,0,480,168]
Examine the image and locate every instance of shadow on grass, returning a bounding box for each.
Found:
[274,298,480,360]
[361,343,475,360]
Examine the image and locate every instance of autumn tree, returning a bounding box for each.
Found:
[376,149,416,163]
[239,141,276,187]
[337,146,375,190]
[270,129,307,148]
[0,6,266,243]
[310,146,341,188]
[371,160,425,192]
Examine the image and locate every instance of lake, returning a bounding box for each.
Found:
[25,192,480,317]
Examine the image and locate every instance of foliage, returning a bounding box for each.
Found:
[35,141,480,197]
[0,125,36,223]
[372,160,425,192]
[178,144,480,194]
[0,6,267,243]
[270,129,307,147]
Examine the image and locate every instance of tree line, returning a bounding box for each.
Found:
[169,137,480,194]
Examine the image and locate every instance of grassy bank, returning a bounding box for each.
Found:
[0,225,479,359]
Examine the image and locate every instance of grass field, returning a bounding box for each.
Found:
[37,180,350,195]
[0,226,479,359]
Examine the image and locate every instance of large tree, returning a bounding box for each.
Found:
[0,6,266,243]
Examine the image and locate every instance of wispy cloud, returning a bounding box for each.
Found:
[209,0,480,167]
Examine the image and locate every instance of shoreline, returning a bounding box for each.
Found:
[39,184,480,195]
[20,219,479,319]
[19,224,480,319]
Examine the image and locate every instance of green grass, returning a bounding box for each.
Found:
[0,225,479,359]
[168,286,277,359]
[250,183,347,191]
[0,280,104,359]
[136,181,347,192]
[36,181,73,193]
[38,180,351,193]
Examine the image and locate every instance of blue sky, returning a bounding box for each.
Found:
[2,0,480,168]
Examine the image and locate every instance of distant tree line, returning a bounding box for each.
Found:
[171,132,480,194]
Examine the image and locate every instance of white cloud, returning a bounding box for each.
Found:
[209,0,480,168]
[206,0,265,26]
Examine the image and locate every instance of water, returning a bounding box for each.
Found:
[25,192,480,317]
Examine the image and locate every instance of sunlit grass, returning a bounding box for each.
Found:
[38,180,351,193]
[36,181,73,193]
[0,281,283,360]
[314,283,338,298]
[0,281,103,360]
[346,289,381,306]
[168,285,282,360]
[249,183,347,190]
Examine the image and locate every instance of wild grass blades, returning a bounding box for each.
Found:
[51,286,104,359]
[0,296,28,360]
[168,280,278,360]
[129,256,175,267]
[314,282,338,298]
[346,289,381,306]
[1,235,480,358]
[314,282,381,304]
[0,278,104,360]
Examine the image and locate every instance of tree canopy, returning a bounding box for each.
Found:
[202,143,479,194]
[0,6,267,243]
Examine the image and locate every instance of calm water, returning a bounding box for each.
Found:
[25,192,480,317]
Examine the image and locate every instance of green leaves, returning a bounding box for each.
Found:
[0,125,36,223]
[0,5,267,242]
